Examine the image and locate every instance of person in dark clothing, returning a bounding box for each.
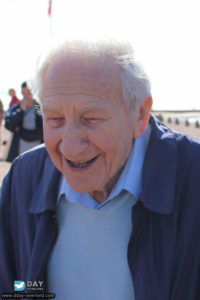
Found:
[0,99,3,127]
[5,82,43,162]
[0,99,4,149]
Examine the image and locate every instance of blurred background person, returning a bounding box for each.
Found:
[0,99,3,127]
[0,99,4,152]
[8,88,20,109]
[4,81,43,162]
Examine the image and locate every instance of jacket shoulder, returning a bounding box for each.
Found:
[2,144,50,188]
[152,115,200,164]
[173,130,200,166]
[13,144,49,173]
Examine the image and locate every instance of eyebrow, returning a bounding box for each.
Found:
[81,106,107,113]
[42,104,108,113]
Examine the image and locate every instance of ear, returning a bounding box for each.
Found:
[134,97,152,138]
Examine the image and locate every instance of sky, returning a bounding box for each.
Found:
[0,0,200,110]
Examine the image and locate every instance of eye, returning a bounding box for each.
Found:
[45,117,65,127]
[83,117,103,125]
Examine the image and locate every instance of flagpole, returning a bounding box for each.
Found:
[48,0,53,37]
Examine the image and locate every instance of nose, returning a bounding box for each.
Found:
[59,122,89,159]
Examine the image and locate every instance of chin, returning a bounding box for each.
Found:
[67,179,93,194]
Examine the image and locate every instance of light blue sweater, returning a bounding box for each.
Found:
[47,192,136,300]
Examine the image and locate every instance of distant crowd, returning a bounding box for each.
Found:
[0,82,43,162]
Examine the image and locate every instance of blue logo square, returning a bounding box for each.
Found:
[14,281,26,291]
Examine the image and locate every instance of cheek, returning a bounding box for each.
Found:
[43,126,63,172]
[93,125,133,162]
[43,125,60,152]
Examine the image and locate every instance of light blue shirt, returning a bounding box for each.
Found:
[58,125,151,207]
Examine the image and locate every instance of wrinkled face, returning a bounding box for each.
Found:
[42,59,138,199]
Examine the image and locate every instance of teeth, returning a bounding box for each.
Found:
[68,156,98,167]
[72,161,90,167]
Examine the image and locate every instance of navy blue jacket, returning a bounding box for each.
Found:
[1,114,200,299]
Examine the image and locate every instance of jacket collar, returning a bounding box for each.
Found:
[29,113,178,215]
[139,113,178,215]
[28,155,61,214]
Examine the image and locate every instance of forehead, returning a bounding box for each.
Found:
[42,57,123,104]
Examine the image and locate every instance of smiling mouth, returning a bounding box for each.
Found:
[66,155,99,168]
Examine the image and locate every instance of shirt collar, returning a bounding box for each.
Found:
[58,125,151,208]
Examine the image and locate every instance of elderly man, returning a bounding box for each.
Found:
[0,39,200,300]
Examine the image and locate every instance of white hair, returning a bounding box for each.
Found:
[30,38,151,114]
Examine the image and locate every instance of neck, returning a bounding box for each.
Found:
[90,165,125,203]
[27,98,34,107]
[90,190,108,204]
